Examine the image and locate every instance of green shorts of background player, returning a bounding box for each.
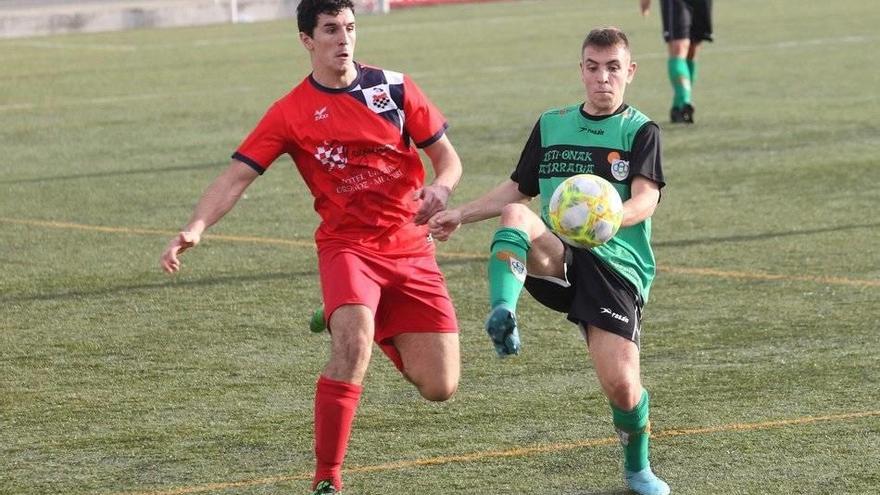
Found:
[429,27,669,495]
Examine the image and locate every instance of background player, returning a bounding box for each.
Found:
[160,1,463,493]
[429,27,669,495]
[640,0,713,123]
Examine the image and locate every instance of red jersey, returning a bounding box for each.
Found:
[233,62,448,256]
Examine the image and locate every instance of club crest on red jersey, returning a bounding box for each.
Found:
[314,140,347,171]
[363,84,399,114]
[372,90,391,109]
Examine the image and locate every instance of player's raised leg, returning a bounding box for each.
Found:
[485,204,535,356]
[486,203,568,356]
[393,332,460,401]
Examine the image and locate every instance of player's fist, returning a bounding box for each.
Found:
[160,231,201,273]
[413,184,451,225]
[427,209,462,241]
[485,304,521,357]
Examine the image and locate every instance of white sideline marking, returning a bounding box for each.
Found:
[1,34,296,51]
[0,85,258,112]
[2,39,139,51]
[0,34,875,113]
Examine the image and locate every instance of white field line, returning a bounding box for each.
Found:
[1,39,140,51]
[0,33,294,51]
[0,34,875,113]
[0,7,567,53]
[0,85,257,112]
[3,30,874,56]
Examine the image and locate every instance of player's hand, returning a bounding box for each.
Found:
[427,209,462,241]
[413,184,452,225]
[639,0,651,16]
[160,231,200,273]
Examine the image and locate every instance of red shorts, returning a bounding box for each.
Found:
[318,247,458,370]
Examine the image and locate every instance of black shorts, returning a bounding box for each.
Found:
[660,0,713,43]
[523,245,643,345]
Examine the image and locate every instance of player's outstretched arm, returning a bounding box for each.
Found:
[428,179,530,241]
[413,135,462,225]
[160,160,259,273]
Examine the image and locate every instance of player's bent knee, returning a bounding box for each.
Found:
[407,369,459,401]
[416,379,458,402]
[605,381,642,411]
[499,203,536,226]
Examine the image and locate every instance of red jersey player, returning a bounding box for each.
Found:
[159,1,463,493]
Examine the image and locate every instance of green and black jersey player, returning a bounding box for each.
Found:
[512,103,663,320]
[428,27,670,495]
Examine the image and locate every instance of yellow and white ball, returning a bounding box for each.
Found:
[548,174,624,249]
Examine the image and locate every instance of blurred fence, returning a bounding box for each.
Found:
[0,0,511,38]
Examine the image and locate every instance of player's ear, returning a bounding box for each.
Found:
[627,61,637,82]
[299,32,314,51]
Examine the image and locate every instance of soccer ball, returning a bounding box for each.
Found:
[548,174,624,248]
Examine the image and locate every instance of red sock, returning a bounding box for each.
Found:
[313,375,363,490]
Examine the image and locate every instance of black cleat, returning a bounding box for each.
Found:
[311,480,338,494]
[670,104,695,124]
[681,103,695,124]
[670,106,686,123]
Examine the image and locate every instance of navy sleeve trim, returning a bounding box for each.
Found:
[231,152,266,175]
[415,122,448,148]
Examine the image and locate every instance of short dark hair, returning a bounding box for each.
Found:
[581,26,630,55]
[297,0,355,36]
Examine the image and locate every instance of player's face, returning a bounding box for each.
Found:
[579,44,636,115]
[300,9,357,82]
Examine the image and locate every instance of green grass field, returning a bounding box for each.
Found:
[2,0,879,493]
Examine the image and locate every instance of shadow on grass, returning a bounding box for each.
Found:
[1,270,316,303]
[655,222,879,248]
[437,222,879,264]
[567,488,630,495]
[0,161,223,185]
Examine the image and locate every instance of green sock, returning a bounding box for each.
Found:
[487,227,530,312]
[667,57,691,108]
[611,389,651,472]
[686,58,698,87]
